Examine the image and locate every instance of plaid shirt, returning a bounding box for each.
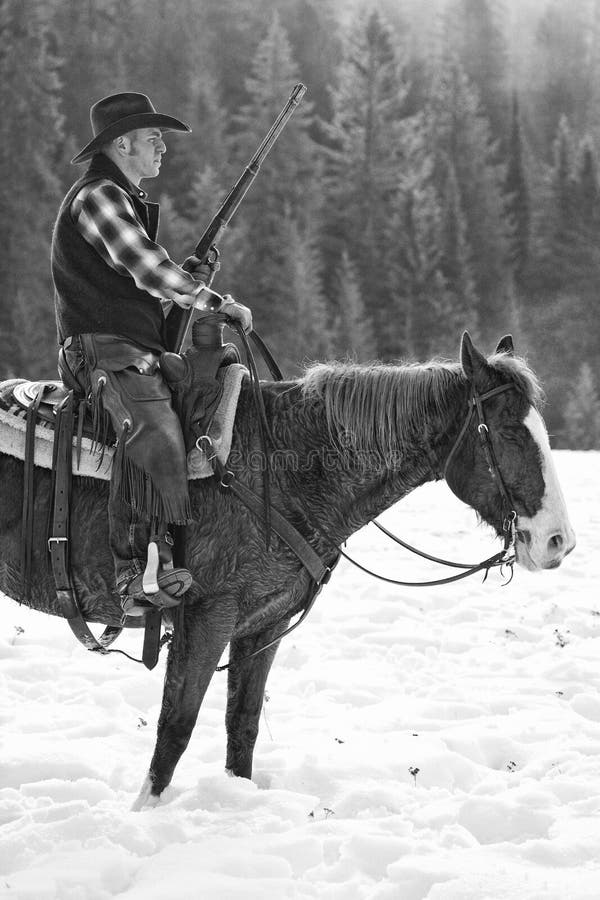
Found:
[71,179,201,304]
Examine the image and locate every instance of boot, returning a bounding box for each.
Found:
[118,567,192,617]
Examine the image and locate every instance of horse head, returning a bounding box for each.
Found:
[443,332,575,571]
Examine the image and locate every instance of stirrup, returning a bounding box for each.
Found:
[142,534,175,594]
[119,568,192,617]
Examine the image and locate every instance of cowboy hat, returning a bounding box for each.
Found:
[71,92,191,164]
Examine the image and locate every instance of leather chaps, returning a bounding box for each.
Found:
[78,333,191,525]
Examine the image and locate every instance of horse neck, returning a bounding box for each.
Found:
[275,363,469,546]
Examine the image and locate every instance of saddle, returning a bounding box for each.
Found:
[0,320,248,668]
[1,343,247,481]
[13,379,74,423]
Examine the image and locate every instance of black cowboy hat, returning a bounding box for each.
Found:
[71,92,191,164]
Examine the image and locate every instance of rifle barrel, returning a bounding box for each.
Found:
[202,82,307,235]
[251,83,306,167]
[167,83,306,353]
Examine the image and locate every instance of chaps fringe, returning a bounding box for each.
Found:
[87,365,192,524]
[90,381,111,468]
[113,440,192,525]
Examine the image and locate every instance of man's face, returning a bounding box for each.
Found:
[123,127,166,180]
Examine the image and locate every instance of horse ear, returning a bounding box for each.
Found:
[460,331,488,381]
[495,334,514,356]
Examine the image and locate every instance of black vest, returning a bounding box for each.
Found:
[52,154,167,352]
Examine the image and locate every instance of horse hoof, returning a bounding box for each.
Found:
[131,774,161,811]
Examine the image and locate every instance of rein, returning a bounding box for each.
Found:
[211,354,520,670]
[339,383,518,588]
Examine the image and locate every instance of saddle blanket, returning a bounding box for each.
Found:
[0,364,247,481]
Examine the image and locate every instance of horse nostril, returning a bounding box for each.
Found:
[548,533,564,552]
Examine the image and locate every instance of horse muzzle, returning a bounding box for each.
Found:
[515,521,576,570]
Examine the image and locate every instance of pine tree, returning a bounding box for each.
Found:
[51,0,136,164]
[264,0,343,123]
[535,116,581,293]
[149,69,230,221]
[282,219,332,372]
[156,193,192,262]
[223,13,321,349]
[0,0,63,377]
[552,115,579,229]
[321,7,411,358]
[189,0,272,116]
[439,159,479,340]
[443,0,510,142]
[587,0,600,146]
[563,362,600,449]
[388,117,448,359]
[575,137,600,228]
[234,11,316,227]
[529,1,591,154]
[331,250,377,361]
[425,50,511,339]
[526,116,600,419]
[504,93,531,285]
[121,0,221,208]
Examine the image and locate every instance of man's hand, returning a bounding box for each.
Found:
[182,255,220,284]
[220,294,253,333]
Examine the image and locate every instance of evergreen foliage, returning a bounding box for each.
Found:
[321,8,410,357]
[221,13,321,362]
[389,117,448,359]
[331,250,377,362]
[444,0,510,141]
[0,0,598,446]
[564,362,600,449]
[0,0,63,376]
[530,1,592,152]
[426,51,511,336]
[505,94,531,283]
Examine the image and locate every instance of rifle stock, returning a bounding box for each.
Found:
[165,83,307,352]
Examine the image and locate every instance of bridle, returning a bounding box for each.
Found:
[339,382,520,587]
[210,353,524,669]
[444,383,519,556]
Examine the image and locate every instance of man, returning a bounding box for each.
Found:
[51,92,251,616]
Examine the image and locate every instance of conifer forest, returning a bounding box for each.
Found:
[1,0,599,447]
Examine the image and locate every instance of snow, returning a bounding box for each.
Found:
[1,450,599,899]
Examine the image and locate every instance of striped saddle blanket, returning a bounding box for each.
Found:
[0,363,247,481]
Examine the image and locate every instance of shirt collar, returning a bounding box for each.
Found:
[86,153,148,201]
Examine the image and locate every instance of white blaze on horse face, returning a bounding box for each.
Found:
[515,407,576,571]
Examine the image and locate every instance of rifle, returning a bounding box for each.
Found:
[165,82,307,353]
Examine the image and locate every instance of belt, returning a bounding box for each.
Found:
[65,334,161,376]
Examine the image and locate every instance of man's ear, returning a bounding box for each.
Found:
[460,331,489,381]
[113,134,130,156]
[495,334,514,356]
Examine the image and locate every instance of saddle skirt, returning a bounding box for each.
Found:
[0,363,248,481]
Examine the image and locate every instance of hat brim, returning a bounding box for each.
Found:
[71,112,191,164]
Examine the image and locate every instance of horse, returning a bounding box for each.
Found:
[0,332,575,809]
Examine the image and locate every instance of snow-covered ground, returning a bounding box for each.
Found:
[0,451,598,899]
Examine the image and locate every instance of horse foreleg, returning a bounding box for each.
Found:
[225,619,290,780]
[133,599,236,810]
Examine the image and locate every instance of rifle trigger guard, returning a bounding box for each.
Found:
[207,246,220,268]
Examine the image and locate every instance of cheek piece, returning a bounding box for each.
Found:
[443,383,519,560]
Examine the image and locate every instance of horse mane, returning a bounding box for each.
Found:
[299,352,544,457]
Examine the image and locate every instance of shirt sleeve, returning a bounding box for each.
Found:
[71,181,202,302]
